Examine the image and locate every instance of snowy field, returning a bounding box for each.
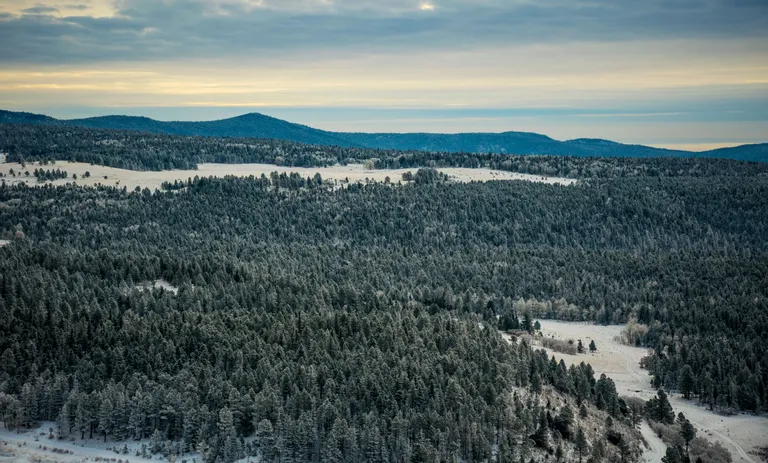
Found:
[0,423,259,463]
[0,156,576,191]
[0,422,188,463]
[528,320,768,463]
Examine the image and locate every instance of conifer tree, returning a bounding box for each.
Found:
[679,365,695,400]
[575,427,589,463]
[98,398,114,442]
[56,402,71,438]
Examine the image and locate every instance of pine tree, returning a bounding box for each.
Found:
[647,390,675,424]
[56,402,71,438]
[256,419,276,461]
[128,399,145,440]
[523,312,533,333]
[617,437,632,463]
[150,429,165,454]
[679,415,696,454]
[323,418,345,463]
[530,410,549,449]
[20,382,38,428]
[589,340,597,352]
[362,414,383,463]
[678,365,695,400]
[662,446,684,463]
[0,349,16,376]
[658,390,675,424]
[575,427,588,463]
[531,371,542,394]
[98,398,114,442]
[218,407,240,463]
[181,404,199,452]
[553,404,573,439]
[74,394,88,439]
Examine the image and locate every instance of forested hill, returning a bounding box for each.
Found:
[2,109,766,162]
[1,171,767,462]
[4,123,768,177]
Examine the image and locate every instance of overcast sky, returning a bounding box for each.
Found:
[1,0,766,149]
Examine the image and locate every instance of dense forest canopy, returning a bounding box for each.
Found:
[1,169,767,461]
[1,124,767,461]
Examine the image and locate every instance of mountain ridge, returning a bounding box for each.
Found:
[1,109,765,162]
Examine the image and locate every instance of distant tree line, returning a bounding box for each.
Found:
[33,168,68,182]
[3,123,767,178]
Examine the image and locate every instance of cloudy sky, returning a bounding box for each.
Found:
[1,0,767,149]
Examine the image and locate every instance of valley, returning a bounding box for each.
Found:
[526,321,768,463]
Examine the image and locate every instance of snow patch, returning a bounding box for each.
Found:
[0,422,182,463]
[134,279,179,295]
[0,160,577,191]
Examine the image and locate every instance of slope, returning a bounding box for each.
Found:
[0,109,765,162]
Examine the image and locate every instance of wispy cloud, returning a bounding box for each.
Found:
[0,0,766,64]
[20,6,59,14]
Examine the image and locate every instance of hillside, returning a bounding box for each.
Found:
[1,109,765,162]
[4,123,767,177]
[66,113,353,147]
[2,167,766,462]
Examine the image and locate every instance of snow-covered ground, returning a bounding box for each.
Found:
[0,423,264,463]
[639,421,666,463]
[0,423,186,463]
[528,320,768,463]
[0,240,9,247]
[0,159,576,191]
[134,279,179,295]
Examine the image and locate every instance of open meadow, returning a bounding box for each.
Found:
[0,155,576,191]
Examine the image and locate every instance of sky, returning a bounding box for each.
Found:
[0,0,767,149]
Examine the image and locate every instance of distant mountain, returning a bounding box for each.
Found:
[701,143,768,164]
[0,110,58,125]
[1,109,765,162]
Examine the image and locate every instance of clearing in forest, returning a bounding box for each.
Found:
[0,159,576,191]
[528,320,768,463]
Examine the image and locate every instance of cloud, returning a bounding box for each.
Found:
[20,6,60,14]
[0,0,765,146]
[0,0,765,64]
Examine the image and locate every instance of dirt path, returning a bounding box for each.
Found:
[639,421,666,463]
[527,320,767,463]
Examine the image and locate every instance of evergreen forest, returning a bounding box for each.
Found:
[1,124,767,462]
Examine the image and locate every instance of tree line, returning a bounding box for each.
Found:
[3,123,767,178]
